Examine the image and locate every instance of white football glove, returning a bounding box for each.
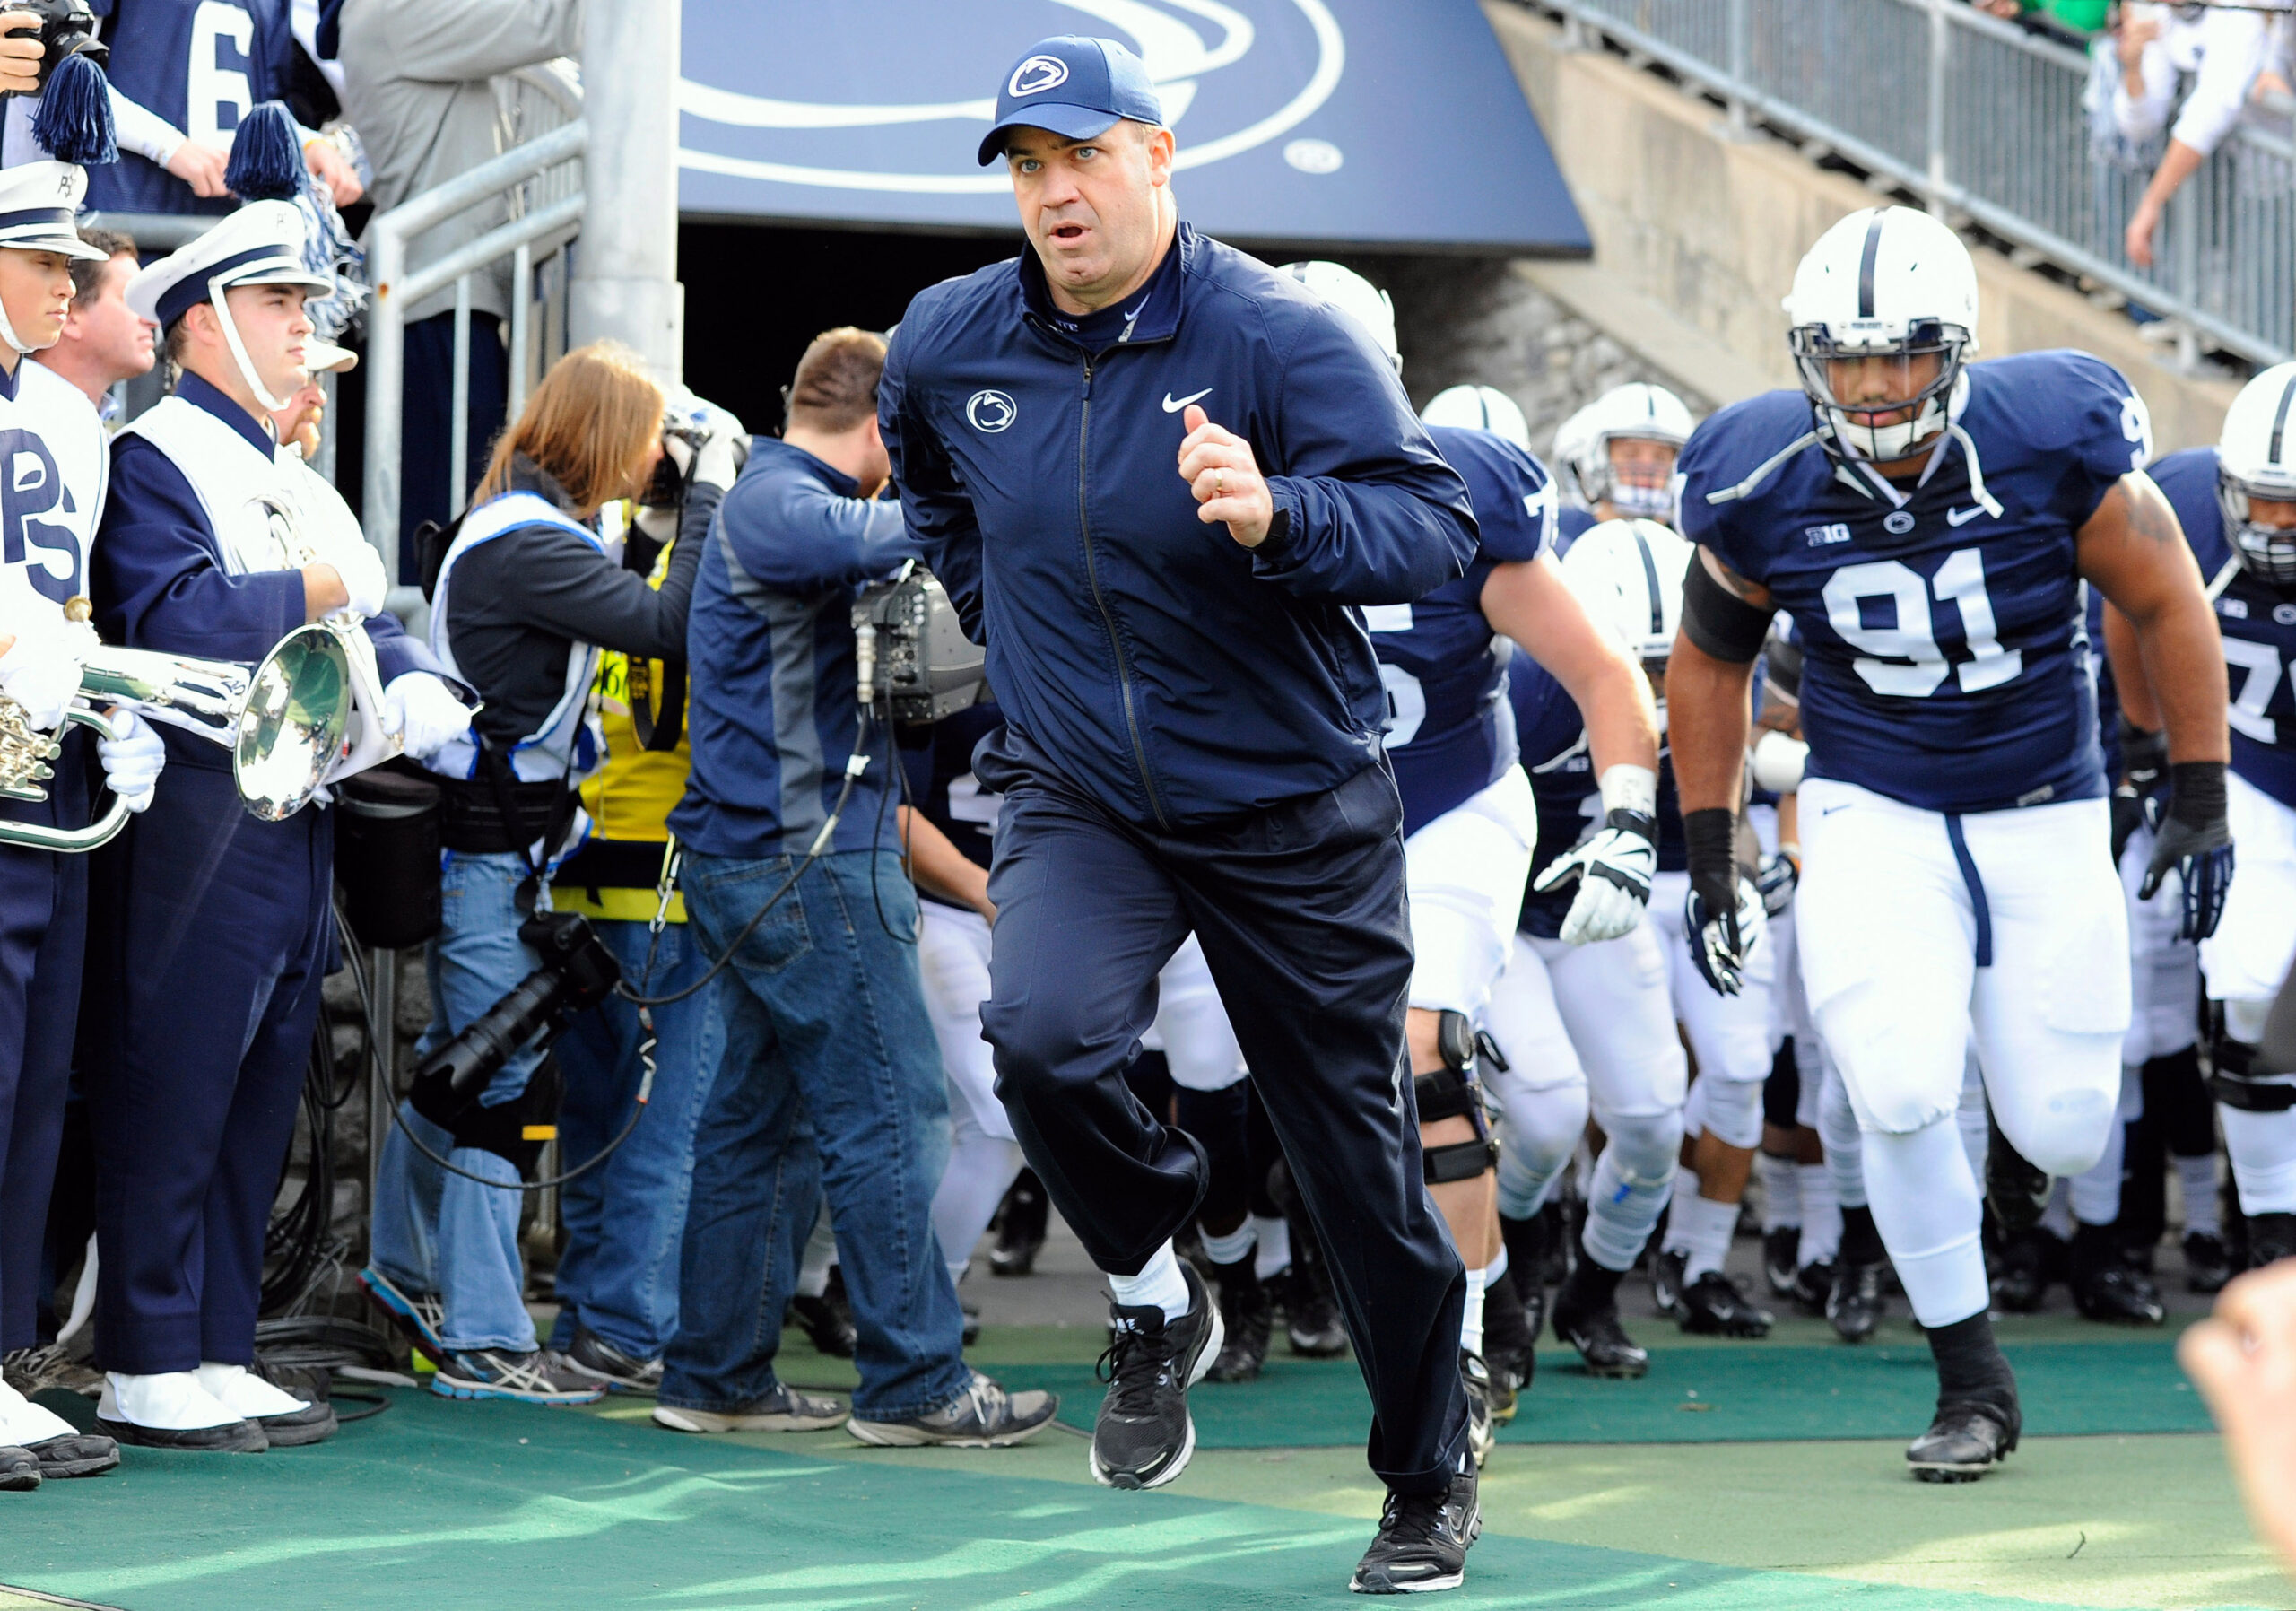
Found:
[327,540,389,622]
[665,388,748,492]
[1531,763,1658,945]
[0,627,83,732]
[381,673,471,761]
[95,709,165,814]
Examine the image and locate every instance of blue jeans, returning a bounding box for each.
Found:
[370,851,548,1354]
[658,849,967,1421]
[545,918,724,1362]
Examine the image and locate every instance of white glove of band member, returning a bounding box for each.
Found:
[381,673,471,761]
[327,540,388,622]
[95,709,165,814]
[1531,763,1659,945]
[665,388,748,492]
[0,627,82,732]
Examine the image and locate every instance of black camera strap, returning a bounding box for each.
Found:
[477,743,578,914]
[627,654,686,752]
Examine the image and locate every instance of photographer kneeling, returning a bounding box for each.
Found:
[652,327,1054,1444]
[362,342,740,1405]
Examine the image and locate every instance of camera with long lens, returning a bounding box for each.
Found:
[852,562,987,723]
[412,910,622,1109]
[5,0,108,88]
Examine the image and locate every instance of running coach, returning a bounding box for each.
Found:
[879,36,1484,1596]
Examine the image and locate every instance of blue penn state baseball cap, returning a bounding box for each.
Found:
[977,36,1164,167]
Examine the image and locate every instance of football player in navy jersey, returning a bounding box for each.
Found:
[1669,205,2231,1480]
[1551,383,1698,548]
[2109,362,2296,1275]
[1274,290,1663,1459]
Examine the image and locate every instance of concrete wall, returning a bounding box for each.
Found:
[1482,2,2243,451]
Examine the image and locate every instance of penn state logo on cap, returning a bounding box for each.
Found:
[126,199,336,329]
[0,161,109,263]
[978,36,1164,167]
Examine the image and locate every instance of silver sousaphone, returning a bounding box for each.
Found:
[0,613,353,852]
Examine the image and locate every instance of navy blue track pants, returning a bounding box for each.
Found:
[976,727,1468,1494]
[0,736,90,1351]
[82,750,333,1373]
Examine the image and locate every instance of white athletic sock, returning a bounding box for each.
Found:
[2222,1105,2296,1215]
[2177,1153,2223,1239]
[1199,1222,1255,1267]
[1674,1192,1739,1282]
[1861,1119,1988,1328]
[796,1210,837,1299]
[1583,1144,1675,1273]
[1756,1153,1800,1232]
[2069,1107,2128,1227]
[1660,1166,1702,1254]
[1460,1267,1488,1356]
[1107,1241,1191,1323]
[932,1134,1026,1289]
[1485,1245,1509,1286]
[1252,1215,1292,1280]
[1796,1161,1841,1267]
[2040,1179,2075,1241]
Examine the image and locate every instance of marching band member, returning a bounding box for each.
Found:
[84,201,469,1452]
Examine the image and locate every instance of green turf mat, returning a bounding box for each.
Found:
[978,1339,2214,1448]
[0,1388,2182,1611]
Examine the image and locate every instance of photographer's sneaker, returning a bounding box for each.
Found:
[848,1370,1058,1448]
[359,1267,448,1365]
[563,1328,665,1395]
[1090,1261,1222,1490]
[654,1384,848,1434]
[431,1348,605,1406]
[1350,1462,1482,1594]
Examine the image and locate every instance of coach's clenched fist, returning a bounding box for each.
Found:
[1178,403,1274,549]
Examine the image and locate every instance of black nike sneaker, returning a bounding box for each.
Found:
[1908,1399,2021,1482]
[1351,1464,1481,1594]
[1826,1260,1885,1344]
[2184,1230,2234,1293]
[1650,1249,1688,1318]
[1677,1271,1773,1337]
[1763,1226,1803,1299]
[1090,1261,1223,1490]
[1205,1258,1273,1384]
[1551,1267,1648,1379]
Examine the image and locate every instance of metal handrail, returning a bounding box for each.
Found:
[361,118,587,597]
[1533,0,2294,368]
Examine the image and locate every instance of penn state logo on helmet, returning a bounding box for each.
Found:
[1008,55,1069,97]
[967,389,1018,434]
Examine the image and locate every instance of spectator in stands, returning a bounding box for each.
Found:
[2116,0,2283,268]
[81,0,363,213]
[336,0,582,577]
[1971,0,2106,43]
[30,228,152,416]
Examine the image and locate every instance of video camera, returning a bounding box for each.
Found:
[852,562,987,724]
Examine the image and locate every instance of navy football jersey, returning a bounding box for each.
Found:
[86,0,298,215]
[1678,350,2148,814]
[1556,505,1598,552]
[897,701,1005,904]
[1377,425,1554,837]
[2153,447,2296,808]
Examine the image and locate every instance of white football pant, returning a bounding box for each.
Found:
[2202,772,2296,1214]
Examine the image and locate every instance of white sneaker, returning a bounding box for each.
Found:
[196,1363,338,1448]
[98,1371,265,1451]
[196,1363,309,1418]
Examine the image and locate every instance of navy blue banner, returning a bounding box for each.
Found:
[678,0,1588,255]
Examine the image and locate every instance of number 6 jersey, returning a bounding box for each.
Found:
[1677,349,2149,814]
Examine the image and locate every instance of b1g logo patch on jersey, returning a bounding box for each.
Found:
[1805,523,1851,547]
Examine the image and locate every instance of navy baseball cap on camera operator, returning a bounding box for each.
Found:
[977,36,1164,166]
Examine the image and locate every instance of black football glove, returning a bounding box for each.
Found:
[2111,718,2169,866]
[2138,760,2234,942]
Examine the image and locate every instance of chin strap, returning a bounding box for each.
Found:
[210,279,294,414]
[0,295,37,357]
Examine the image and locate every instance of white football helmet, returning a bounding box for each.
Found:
[1783,205,1979,464]
[1280,259,1399,374]
[2219,360,2296,588]
[1560,517,1692,666]
[1559,383,1696,521]
[1421,383,1532,451]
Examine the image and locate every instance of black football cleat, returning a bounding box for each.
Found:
[2249,1212,2296,1271]
[1763,1226,1803,1299]
[788,1282,857,1359]
[2071,1225,2164,1325]
[1459,1352,1497,1469]
[1826,1260,1886,1344]
[1481,1267,1535,1410]
[1990,1227,2061,1313]
[1794,1258,1838,1316]
[1282,1230,1351,1358]
[1205,1258,1273,1384]
[2184,1231,2234,1293]
[1551,1285,1648,1379]
[1908,1400,2020,1482]
[989,1171,1048,1277]
[1650,1249,1687,1318]
[1351,1464,1481,1594]
[1677,1271,1773,1337]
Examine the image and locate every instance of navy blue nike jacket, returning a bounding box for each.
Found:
[879,223,1478,831]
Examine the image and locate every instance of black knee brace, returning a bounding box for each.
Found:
[409,1059,563,1179]
[1415,1010,1503,1186]
[2213,1035,2295,1112]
